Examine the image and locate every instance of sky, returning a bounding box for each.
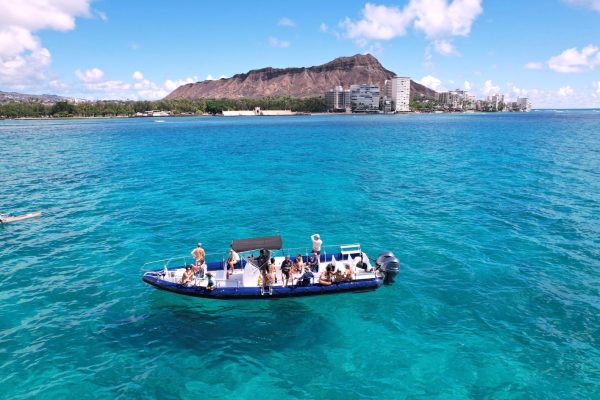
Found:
[1,0,599,108]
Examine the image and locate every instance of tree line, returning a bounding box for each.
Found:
[0,97,327,118]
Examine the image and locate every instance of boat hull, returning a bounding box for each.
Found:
[142,272,383,300]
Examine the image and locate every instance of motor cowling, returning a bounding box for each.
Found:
[376,251,400,285]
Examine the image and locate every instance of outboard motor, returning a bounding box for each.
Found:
[376,251,400,285]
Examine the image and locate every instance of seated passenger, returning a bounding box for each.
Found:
[343,264,353,281]
[206,272,215,290]
[292,253,304,274]
[180,266,193,285]
[280,255,292,287]
[355,254,373,272]
[307,250,320,272]
[319,265,333,286]
[297,266,314,287]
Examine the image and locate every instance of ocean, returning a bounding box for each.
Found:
[1,112,598,399]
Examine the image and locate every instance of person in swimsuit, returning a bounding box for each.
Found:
[292,253,304,274]
[343,264,354,281]
[180,266,194,285]
[191,242,205,266]
[267,258,277,285]
[319,265,333,286]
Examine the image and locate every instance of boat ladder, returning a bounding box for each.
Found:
[260,285,273,296]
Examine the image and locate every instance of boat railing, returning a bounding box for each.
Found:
[278,243,363,263]
[142,256,192,270]
[143,252,226,271]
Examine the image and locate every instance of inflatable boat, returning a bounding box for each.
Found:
[142,235,399,300]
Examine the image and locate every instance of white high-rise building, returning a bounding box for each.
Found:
[384,76,411,112]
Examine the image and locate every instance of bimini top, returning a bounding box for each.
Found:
[231,235,282,253]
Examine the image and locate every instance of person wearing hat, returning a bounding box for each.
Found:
[311,233,322,256]
[297,266,314,287]
[191,242,205,266]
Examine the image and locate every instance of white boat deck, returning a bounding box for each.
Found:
[159,253,378,289]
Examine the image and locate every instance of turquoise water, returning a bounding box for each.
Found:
[1,112,599,399]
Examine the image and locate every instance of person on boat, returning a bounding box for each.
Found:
[343,264,354,281]
[206,272,215,290]
[311,233,322,256]
[319,265,333,286]
[180,266,194,285]
[255,249,270,286]
[355,254,373,272]
[191,243,205,266]
[292,253,304,274]
[226,246,240,279]
[267,258,277,285]
[307,250,320,272]
[297,266,314,287]
[280,255,292,287]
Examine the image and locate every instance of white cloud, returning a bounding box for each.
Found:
[75,67,104,83]
[482,79,500,95]
[341,1,482,54]
[320,23,329,32]
[72,72,199,100]
[164,76,198,92]
[433,39,457,55]
[278,17,296,27]
[48,79,68,90]
[593,81,600,94]
[94,10,108,21]
[132,71,144,81]
[524,62,543,70]
[0,0,91,87]
[205,74,214,80]
[418,75,442,90]
[219,75,227,79]
[464,80,471,91]
[269,37,290,48]
[563,0,600,12]
[547,45,600,73]
[557,85,574,96]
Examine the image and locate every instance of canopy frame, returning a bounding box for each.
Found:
[231,235,283,253]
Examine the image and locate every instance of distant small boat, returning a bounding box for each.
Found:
[154,120,166,123]
[0,211,42,223]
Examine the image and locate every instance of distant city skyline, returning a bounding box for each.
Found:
[1,0,599,108]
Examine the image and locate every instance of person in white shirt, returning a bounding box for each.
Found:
[226,246,240,279]
[311,233,322,256]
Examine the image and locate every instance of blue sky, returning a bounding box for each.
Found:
[1,0,599,107]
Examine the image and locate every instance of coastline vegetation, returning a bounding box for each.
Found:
[0,97,327,118]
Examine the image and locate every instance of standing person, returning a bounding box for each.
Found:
[191,242,205,266]
[226,246,240,279]
[280,255,293,287]
[308,250,320,272]
[311,233,322,256]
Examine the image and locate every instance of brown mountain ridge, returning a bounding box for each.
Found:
[165,54,436,100]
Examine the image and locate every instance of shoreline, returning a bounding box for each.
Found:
[0,110,554,121]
